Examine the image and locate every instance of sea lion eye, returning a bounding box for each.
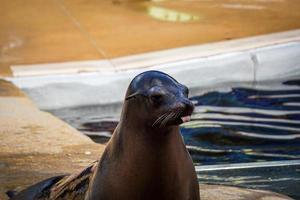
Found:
[149,86,165,103]
[150,93,164,103]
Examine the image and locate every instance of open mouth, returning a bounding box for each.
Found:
[180,116,191,123]
[153,112,193,128]
[170,115,192,126]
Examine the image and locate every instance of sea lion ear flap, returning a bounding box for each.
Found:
[125,92,139,100]
[125,90,148,100]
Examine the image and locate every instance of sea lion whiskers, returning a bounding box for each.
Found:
[160,112,176,128]
[152,107,183,128]
[152,112,171,127]
[174,109,183,119]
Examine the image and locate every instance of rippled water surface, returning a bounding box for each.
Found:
[49,79,300,199]
[184,81,300,165]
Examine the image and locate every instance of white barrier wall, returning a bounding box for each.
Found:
[7,31,300,111]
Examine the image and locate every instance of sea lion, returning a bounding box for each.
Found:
[7,70,199,200]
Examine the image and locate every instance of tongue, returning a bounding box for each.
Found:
[181,116,191,123]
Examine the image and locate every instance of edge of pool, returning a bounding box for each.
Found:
[8,29,300,77]
[6,29,300,110]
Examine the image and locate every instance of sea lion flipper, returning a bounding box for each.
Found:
[6,190,17,198]
[6,175,67,200]
[49,161,98,199]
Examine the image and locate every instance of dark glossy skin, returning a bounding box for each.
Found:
[86,70,199,200]
[7,71,199,200]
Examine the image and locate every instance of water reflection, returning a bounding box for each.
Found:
[147,6,200,22]
[222,4,265,10]
[127,0,200,22]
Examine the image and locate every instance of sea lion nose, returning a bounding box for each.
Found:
[181,98,195,115]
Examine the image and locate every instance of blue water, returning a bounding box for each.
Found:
[48,79,300,199]
[182,81,300,165]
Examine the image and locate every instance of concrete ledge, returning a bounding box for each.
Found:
[7,30,300,111]
[9,29,300,77]
[0,81,97,154]
[11,60,114,78]
[0,96,95,154]
[199,184,293,200]
[0,80,105,199]
[112,29,300,71]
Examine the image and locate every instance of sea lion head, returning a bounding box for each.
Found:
[123,70,194,129]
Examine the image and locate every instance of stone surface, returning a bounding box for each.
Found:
[199,184,293,200]
[0,81,105,199]
[0,97,94,154]
[0,79,24,97]
[1,0,300,76]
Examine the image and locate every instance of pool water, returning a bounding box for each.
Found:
[198,163,300,199]
[48,79,300,199]
[184,81,300,165]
